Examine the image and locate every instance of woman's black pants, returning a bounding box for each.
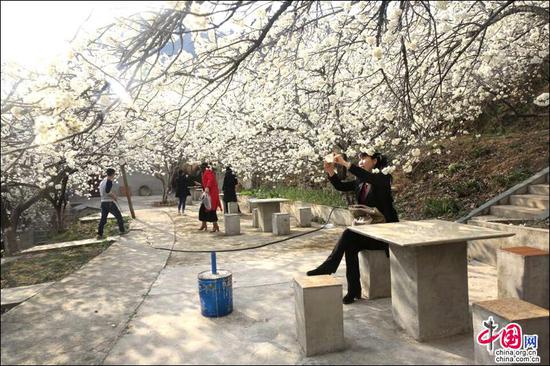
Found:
[322,228,389,296]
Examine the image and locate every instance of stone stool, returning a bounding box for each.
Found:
[228,202,239,214]
[473,298,549,365]
[252,208,259,228]
[272,213,290,235]
[359,250,391,299]
[497,246,549,309]
[294,275,345,356]
[224,214,240,236]
[297,207,312,227]
[185,195,193,205]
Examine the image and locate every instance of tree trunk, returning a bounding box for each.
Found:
[3,216,20,256]
[54,205,65,233]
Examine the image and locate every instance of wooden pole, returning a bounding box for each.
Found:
[120,164,136,219]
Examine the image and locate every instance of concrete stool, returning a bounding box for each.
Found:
[297,207,312,227]
[294,275,345,356]
[473,298,549,365]
[359,250,391,299]
[497,246,549,309]
[252,208,259,228]
[224,214,240,236]
[272,213,290,235]
[185,195,193,205]
[227,202,239,214]
[248,200,257,213]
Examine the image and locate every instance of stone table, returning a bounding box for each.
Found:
[349,219,515,341]
[247,198,290,232]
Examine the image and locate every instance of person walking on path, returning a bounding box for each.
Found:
[306,152,398,304]
[174,169,191,215]
[222,166,240,213]
[198,163,223,232]
[97,168,126,239]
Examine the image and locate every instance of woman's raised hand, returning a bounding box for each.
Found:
[323,161,335,174]
[333,154,346,165]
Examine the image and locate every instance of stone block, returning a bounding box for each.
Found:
[298,207,312,227]
[227,202,239,214]
[473,298,549,365]
[359,250,391,299]
[272,213,290,235]
[224,214,240,236]
[185,195,193,205]
[390,242,470,341]
[294,275,345,356]
[252,208,259,228]
[256,202,282,232]
[497,246,549,309]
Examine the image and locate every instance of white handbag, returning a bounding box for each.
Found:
[201,192,212,210]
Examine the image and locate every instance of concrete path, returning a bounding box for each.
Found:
[0,209,172,365]
[1,200,500,364]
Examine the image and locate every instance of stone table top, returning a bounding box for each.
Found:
[294,275,342,289]
[248,198,290,204]
[473,298,549,321]
[348,219,515,247]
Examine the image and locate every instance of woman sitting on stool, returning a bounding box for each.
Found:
[307,152,399,304]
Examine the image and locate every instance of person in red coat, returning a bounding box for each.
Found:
[198,162,223,232]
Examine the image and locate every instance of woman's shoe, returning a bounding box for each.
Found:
[198,223,207,231]
[211,223,220,232]
[306,263,333,276]
[342,292,361,304]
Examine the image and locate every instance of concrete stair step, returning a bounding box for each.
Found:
[490,205,547,219]
[510,194,549,209]
[528,184,549,195]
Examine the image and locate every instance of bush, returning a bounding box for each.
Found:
[447,163,465,174]
[494,168,533,188]
[471,146,492,158]
[453,179,484,197]
[423,197,461,217]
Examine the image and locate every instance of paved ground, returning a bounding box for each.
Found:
[1,196,499,364]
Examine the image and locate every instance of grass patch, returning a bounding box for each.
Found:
[1,241,113,289]
[453,179,485,198]
[44,217,130,244]
[423,197,461,217]
[243,186,347,207]
[493,168,533,188]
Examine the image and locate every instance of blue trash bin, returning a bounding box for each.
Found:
[198,270,233,317]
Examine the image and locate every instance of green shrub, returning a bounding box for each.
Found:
[447,163,465,174]
[423,197,461,217]
[494,168,533,188]
[471,146,492,158]
[453,179,484,197]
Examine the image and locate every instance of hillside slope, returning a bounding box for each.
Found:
[393,129,549,221]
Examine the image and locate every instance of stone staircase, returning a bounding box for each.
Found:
[460,168,549,266]
[488,180,549,219]
[458,168,549,223]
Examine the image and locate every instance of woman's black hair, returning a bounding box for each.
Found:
[359,151,389,170]
[200,162,209,171]
[178,169,184,176]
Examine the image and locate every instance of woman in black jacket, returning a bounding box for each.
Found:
[175,169,191,215]
[222,166,240,213]
[307,152,399,304]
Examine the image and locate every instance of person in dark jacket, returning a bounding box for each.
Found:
[175,169,191,215]
[222,166,240,213]
[307,151,399,304]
